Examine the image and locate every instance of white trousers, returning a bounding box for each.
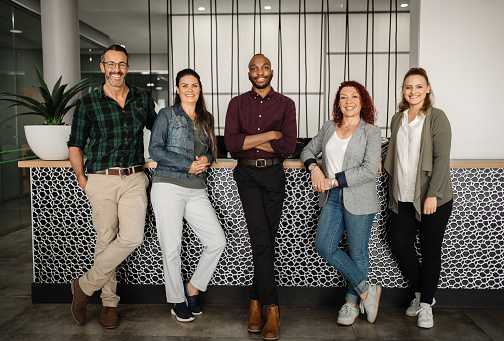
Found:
[151,182,226,303]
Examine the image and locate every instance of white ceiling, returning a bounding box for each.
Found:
[78,0,410,54]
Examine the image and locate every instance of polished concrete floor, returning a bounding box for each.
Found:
[1,227,503,341]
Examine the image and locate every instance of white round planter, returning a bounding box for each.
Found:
[24,125,71,161]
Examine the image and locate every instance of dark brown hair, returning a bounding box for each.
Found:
[397,67,434,114]
[101,44,129,64]
[332,81,376,126]
[173,68,218,160]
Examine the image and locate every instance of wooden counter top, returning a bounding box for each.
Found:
[18,159,504,169]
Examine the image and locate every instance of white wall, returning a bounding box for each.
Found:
[418,0,504,159]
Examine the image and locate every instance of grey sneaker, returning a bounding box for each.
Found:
[359,284,382,323]
[406,293,436,317]
[337,303,359,326]
[417,303,434,328]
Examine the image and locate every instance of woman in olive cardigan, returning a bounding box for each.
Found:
[383,67,452,329]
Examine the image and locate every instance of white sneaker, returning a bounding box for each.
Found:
[359,284,382,323]
[337,303,359,326]
[406,292,421,316]
[406,293,436,317]
[417,303,434,328]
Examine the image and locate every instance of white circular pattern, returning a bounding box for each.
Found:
[30,167,504,289]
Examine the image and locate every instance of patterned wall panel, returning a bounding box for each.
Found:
[30,167,504,289]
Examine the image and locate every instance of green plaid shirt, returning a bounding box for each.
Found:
[68,83,157,173]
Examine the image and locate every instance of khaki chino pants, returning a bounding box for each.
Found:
[79,171,149,307]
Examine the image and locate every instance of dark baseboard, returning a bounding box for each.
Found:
[32,283,504,308]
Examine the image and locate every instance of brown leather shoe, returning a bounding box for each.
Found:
[247,299,263,333]
[261,305,280,340]
[70,278,89,326]
[100,306,119,329]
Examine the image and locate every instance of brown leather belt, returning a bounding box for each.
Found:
[89,165,144,176]
[238,158,283,168]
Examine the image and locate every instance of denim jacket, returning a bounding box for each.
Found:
[149,105,214,180]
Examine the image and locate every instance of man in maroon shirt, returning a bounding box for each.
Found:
[224,54,297,340]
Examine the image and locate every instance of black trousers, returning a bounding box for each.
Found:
[390,199,453,304]
[233,163,286,305]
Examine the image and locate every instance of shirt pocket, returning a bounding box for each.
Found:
[167,119,188,146]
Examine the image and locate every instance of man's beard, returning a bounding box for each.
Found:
[106,72,125,87]
[249,74,272,89]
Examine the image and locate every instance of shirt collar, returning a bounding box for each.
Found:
[97,82,134,98]
[250,87,276,99]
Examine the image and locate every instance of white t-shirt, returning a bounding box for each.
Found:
[397,109,425,202]
[326,131,351,177]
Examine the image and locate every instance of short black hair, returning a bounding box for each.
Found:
[101,44,129,64]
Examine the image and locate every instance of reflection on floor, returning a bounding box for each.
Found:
[1,227,503,341]
[0,196,30,236]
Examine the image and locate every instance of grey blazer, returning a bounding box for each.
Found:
[300,119,382,215]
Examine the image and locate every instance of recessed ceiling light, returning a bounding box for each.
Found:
[9,29,22,34]
[198,7,205,11]
[401,3,408,7]
[147,83,155,87]
[155,87,163,90]
[264,5,272,10]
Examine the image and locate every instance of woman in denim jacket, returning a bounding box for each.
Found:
[149,69,226,323]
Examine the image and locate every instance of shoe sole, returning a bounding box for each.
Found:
[100,322,119,329]
[406,309,419,317]
[248,327,262,333]
[418,321,434,328]
[337,316,358,326]
[171,308,195,322]
[368,285,382,323]
[70,280,84,326]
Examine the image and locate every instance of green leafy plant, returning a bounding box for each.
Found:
[0,65,93,125]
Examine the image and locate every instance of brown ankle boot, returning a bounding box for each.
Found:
[70,278,89,326]
[247,299,263,333]
[100,306,119,329]
[261,304,280,340]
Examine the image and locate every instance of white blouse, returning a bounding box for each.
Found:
[326,131,351,177]
[396,109,425,202]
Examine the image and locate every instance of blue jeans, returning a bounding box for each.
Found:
[315,187,376,304]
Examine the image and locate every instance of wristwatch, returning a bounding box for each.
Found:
[308,164,318,172]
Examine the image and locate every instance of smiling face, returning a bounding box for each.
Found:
[248,54,273,90]
[100,50,129,88]
[339,87,362,118]
[403,74,430,108]
[176,75,200,106]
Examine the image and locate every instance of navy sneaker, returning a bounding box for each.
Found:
[171,302,195,322]
[184,282,203,315]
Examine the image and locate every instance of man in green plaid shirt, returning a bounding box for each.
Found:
[67,44,157,329]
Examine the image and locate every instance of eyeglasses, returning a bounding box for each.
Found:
[102,61,128,69]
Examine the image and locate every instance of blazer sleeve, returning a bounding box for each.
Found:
[426,110,452,199]
[300,121,331,170]
[336,126,381,187]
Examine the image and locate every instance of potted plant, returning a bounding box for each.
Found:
[0,66,93,160]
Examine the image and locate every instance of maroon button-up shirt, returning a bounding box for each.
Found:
[224,88,297,160]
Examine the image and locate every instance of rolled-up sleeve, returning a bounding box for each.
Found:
[67,98,89,150]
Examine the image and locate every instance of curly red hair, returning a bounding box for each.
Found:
[332,80,376,126]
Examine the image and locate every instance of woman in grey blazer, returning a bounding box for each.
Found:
[301,81,382,326]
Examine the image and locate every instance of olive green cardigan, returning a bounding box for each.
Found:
[383,107,453,221]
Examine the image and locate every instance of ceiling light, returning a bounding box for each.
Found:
[147,83,154,87]
[264,5,272,10]
[401,3,408,7]
[198,7,205,11]
[155,87,163,90]
[9,29,22,34]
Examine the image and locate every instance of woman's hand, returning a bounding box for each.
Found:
[423,197,437,215]
[311,167,326,192]
[188,156,210,174]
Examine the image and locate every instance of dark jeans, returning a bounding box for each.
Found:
[233,163,286,305]
[390,199,453,304]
